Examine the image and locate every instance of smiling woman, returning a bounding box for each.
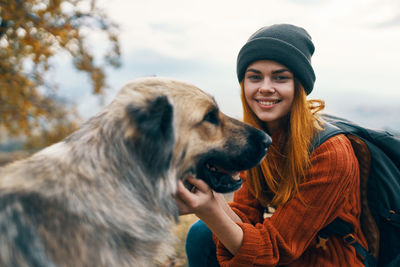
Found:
[177,23,369,267]
[243,60,295,134]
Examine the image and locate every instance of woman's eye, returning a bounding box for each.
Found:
[275,75,290,81]
[247,75,261,81]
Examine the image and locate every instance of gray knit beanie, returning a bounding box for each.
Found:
[237,24,316,95]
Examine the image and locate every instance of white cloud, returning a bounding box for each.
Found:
[56,0,400,131]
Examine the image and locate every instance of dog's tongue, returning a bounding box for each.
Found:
[214,166,240,180]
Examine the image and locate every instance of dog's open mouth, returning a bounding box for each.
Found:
[205,163,240,181]
[194,160,243,193]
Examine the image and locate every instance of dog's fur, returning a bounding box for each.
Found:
[0,77,270,266]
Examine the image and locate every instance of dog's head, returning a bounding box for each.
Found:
[113,77,271,193]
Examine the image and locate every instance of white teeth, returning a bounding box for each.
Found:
[258,100,279,105]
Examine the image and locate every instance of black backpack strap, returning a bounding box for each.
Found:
[313,121,378,266]
[318,218,377,266]
[310,120,345,153]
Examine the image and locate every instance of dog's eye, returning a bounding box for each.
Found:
[203,109,219,125]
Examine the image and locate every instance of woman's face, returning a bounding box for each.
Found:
[243,60,295,133]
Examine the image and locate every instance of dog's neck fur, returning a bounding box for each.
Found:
[0,137,178,244]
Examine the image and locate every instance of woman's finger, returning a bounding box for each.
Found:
[185,177,211,193]
[176,180,198,204]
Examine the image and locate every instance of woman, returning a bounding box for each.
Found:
[176,24,367,266]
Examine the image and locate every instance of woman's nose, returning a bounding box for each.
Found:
[258,79,275,93]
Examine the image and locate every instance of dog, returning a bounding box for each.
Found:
[0,77,271,266]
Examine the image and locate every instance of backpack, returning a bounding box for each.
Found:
[313,114,400,267]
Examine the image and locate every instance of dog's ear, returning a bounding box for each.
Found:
[126,96,173,140]
[125,95,174,176]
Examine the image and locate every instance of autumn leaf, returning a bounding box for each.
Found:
[0,0,121,146]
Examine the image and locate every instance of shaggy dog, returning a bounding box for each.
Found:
[0,77,271,266]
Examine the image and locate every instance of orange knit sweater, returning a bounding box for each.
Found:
[214,133,368,266]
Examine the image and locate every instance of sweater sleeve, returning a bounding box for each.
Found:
[228,174,265,225]
[215,134,361,266]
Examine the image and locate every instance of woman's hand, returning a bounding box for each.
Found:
[175,176,218,216]
[175,176,245,255]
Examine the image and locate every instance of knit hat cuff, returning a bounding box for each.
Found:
[237,37,315,95]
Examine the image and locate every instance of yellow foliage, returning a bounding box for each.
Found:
[0,0,121,139]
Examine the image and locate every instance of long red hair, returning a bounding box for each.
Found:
[241,80,325,207]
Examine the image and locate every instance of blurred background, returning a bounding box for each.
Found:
[0,0,399,265]
[1,0,400,155]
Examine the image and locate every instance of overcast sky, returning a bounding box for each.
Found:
[56,0,400,131]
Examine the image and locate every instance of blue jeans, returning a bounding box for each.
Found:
[185,220,220,267]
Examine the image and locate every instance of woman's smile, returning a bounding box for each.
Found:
[256,98,282,108]
[244,60,295,133]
